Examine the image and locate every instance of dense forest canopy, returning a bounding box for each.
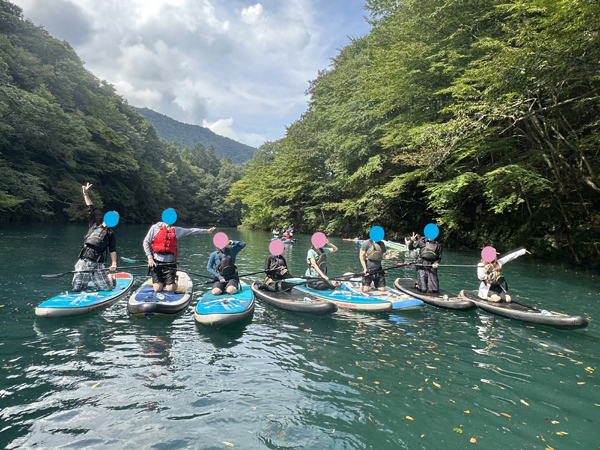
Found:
[0,0,244,226]
[135,107,256,164]
[230,0,600,264]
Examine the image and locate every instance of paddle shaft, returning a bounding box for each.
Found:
[42,264,150,279]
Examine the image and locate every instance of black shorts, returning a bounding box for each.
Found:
[150,264,177,286]
[212,278,239,291]
[488,284,508,301]
[362,272,386,289]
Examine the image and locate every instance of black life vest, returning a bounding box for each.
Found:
[267,255,287,272]
[421,240,441,262]
[84,225,110,251]
[216,249,237,278]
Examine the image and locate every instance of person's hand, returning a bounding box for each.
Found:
[364,269,370,276]
[411,232,417,241]
[228,240,234,245]
[82,183,92,194]
[432,262,439,269]
[208,227,216,233]
[280,267,288,274]
[525,249,531,254]
[148,258,156,268]
[109,263,117,271]
[220,278,226,283]
[323,275,329,281]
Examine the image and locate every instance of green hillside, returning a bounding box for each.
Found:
[135,107,256,163]
[0,0,244,225]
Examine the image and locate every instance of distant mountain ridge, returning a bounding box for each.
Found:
[135,107,256,163]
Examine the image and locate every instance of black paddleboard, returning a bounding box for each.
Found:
[394,278,475,310]
[251,282,337,316]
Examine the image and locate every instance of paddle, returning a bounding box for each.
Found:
[395,263,479,268]
[42,264,149,279]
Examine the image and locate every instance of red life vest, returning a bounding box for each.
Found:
[152,226,178,260]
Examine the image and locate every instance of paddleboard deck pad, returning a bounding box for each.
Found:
[394,278,475,310]
[128,271,192,316]
[295,280,423,312]
[194,281,255,326]
[459,290,588,329]
[35,273,134,318]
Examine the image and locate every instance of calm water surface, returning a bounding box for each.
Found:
[0,225,599,449]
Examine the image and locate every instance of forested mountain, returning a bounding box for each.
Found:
[230,0,600,264]
[135,107,256,164]
[0,0,244,225]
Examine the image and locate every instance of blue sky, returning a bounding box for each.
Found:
[12,0,372,147]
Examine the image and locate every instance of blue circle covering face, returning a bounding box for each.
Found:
[162,208,177,225]
[424,223,439,239]
[369,226,385,242]
[104,211,119,227]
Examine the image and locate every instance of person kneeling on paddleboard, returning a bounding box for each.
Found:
[207,240,246,295]
[305,240,338,290]
[408,232,442,293]
[143,220,215,293]
[477,248,530,303]
[360,239,399,292]
[73,183,118,292]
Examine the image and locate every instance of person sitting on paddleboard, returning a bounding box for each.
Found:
[143,220,215,293]
[477,248,530,303]
[305,240,338,289]
[272,226,280,238]
[264,254,294,283]
[207,240,246,295]
[73,183,118,292]
[360,239,399,292]
[408,232,442,293]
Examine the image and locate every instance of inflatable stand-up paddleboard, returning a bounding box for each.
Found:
[194,281,255,326]
[459,290,588,329]
[128,271,192,316]
[394,278,475,310]
[250,281,337,316]
[35,273,134,318]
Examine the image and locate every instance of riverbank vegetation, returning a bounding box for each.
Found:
[0,1,244,225]
[230,0,600,264]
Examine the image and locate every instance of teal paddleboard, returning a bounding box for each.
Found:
[194,281,254,326]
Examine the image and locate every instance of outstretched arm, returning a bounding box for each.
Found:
[82,183,93,206]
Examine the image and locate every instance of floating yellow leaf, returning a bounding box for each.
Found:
[585,367,594,372]
[470,437,477,443]
[453,427,463,434]
[551,421,559,425]
[577,382,585,385]
[545,446,555,450]
[520,400,529,406]
[385,390,391,394]
[406,416,414,420]
[390,360,397,363]
[250,406,257,410]
[464,410,470,414]
[540,435,546,442]
[374,350,379,353]
[223,442,234,447]
[92,382,100,389]
[421,434,425,438]
[450,399,456,403]
[0,305,4,308]
[556,432,569,436]
[304,328,312,332]
[418,388,423,391]
[374,381,380,385]
[407,361,412,364]
[427,366,437,369]
[357,377,363,380]
[368,416,379,426]
[425,378,429,382]
[540,343,548,347]
[378,359,386,362]
[501,413,511,418]
[433,382,441,388]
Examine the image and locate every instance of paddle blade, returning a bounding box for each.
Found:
[42,273,66,279]
[121,257,137,263]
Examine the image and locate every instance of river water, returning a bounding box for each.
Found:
[0,224,598,449]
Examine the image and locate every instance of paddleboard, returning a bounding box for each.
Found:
[35,273,134,318]
[394,278,475,310]
[194,281,255,326]
[250,281,337,316]
[127,271,192,316]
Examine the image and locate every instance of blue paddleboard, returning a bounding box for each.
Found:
[194,281,255,326]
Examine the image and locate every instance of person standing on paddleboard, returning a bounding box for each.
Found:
[143,220,215,293]
[360,239,399,292]
[207,240,246,295]
[408,232,442,293]
[73,183,118,292]
[477,248,530,303]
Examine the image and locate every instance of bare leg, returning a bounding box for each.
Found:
[211,288,223,295]
[165,283,178,292]
[505,294,512,303]
[153,283,164,293]
[488,294,501,302]
[226,286,239,294]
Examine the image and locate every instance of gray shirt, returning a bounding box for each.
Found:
[143,222,210,263]
[361,240,386,272]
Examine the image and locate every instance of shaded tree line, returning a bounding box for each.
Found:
[230,0,600,264]
[0,1,244,226]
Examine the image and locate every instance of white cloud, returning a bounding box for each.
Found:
[11,0,371,147]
